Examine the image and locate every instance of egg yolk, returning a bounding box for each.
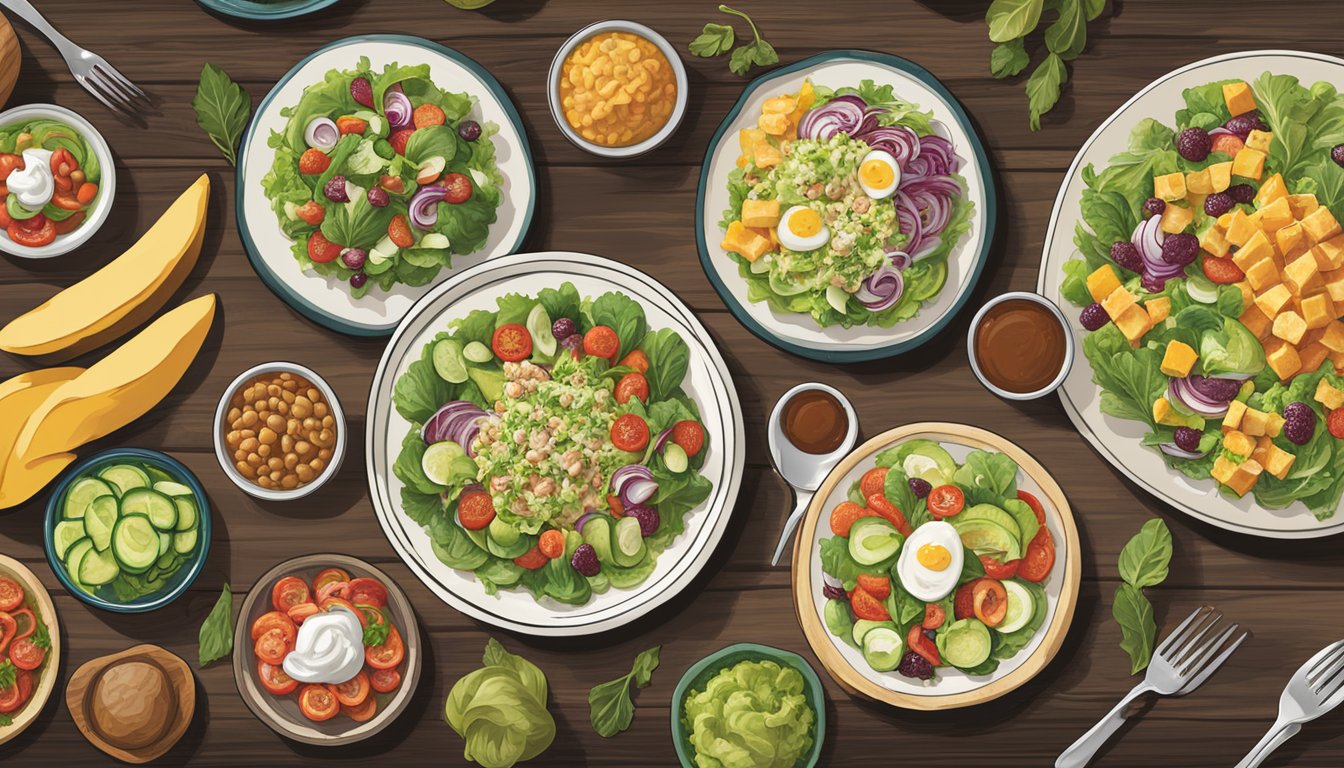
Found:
[787,208,823,238]
[916,543,952,571]
[860,159,895,190]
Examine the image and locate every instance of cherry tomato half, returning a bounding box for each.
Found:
[614,372,649,404]
[671,420,705,458]
[344,697,378,722]
[299,684,340,722]
[254,628,292,665]
[582,325,620,361]
[927,484,966,518]
[972,578,1008,628]
[272,576,312,613]
[457,490,496,531]
[610,413,650,453]
[346,578,388,609]
[250,612,298,643]
[369,667,401,694]
[333,670,370,707]
[859,467,889,499]
[9,636,45,671]
[258,660,299,696]
[491,323,533,362]
[1202,256,1245,284]
[365,626,405,670]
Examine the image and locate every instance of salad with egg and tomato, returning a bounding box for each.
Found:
[261,56,505,298]
[718,79,975,328]
[391,282,713,606]
[818,440,1055,680]
[0,576,53,726]
[253,568,406,724]
[0,118,102,248]
[1058,74,1344,519]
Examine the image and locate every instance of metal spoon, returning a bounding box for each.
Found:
[768,382,858,566]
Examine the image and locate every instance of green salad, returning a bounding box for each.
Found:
[392,282,714,605]
[1058,72,1344,519]
[262,56,505,298]
[681,659,814,768]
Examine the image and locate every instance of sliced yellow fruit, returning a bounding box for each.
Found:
[0,368,84,510]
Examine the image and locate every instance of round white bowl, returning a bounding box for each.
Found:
[546,20,688,159]
[0,103,116,259]
[966,291,1074,401]
[213,361,347,501]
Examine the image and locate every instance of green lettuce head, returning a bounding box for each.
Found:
[1199,318,1266,378]
[445,639,555,768]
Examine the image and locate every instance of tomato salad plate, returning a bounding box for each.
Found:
[697,50,995,362]
[1037,50,1344,538]
[793,423,1080,709]
[0,554,59,744]
[232,554,421,746]
[237,34,535,336]
[367,251,744,636]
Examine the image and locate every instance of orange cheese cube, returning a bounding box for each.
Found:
[1232,147,1267,180]
[1302,206,1343,244]
[1225,459,1263,497]
[1208,161,1234,193]
[1225,209,1258,247]
[1245,129,1273,153]
[1284,253,1324,296]
[1200,226,1232,258]
[720,221,771,262]
[1233,230,1275,270]
[1277,223,1308,262]
[1240,304,1273,340]
[1241,405,1270,436]
[1222,429,1256,457]
[1257,197,1295,233]
[1302,293,1336,330]
[1224,400,1248,431]
[1114,303,1153,342]
[1266,412,1286,437]
[1159,203,1194,234]
[1266,341,1302,380]
[1255,173,1288,207]
[1331,348,1344,372]
[1322,270,1344,304]
[1319,320,1344,353]
[1211,455,1240,485]
[1223,81,1257,115]
[1288,193,1320,219]
[1160,340,1198,377]
[1256,284,1293,318]
[1145,296,1172,324]
[1261,444,1296,481]
[1101,286,1137,320]
[1312,236,1344,271]
[1300,341,1331,375]
[1315,378,1344,409]
[740,199,781,229]
[1234,280,1255,309]
[1185,169,1214,195]
[1272,310,1308,344]
[1154,172,1187,201]
[1086,264,1122,304]
[1243,258,1281,292]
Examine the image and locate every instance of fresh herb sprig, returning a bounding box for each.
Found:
[362,608,390,647]
[1112,519,1172,673]
[689,5,778,77]
[985,0,1107,130]
[588,645,661,737]
[197,584,234,668]
[192,63,251,166]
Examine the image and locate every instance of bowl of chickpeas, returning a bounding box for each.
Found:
[548,20,688,158]
[213,362,346,501]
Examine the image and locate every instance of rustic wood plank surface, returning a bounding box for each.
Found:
[1,0,1342,765]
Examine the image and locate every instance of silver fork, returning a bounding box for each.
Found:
[1056,606,1249,768]
[1234,639,1344,768]
[0,0,150,115]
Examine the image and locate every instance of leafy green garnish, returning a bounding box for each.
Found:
[1026,53,1069,131]
[1113,582,1157,674]
[688,23,735,58]
[984,0,1107,129]
[990,39,1029,79]
[192,63,251,166]
[588,645,661,737]
[445,638,555,768]
[0,660,15,690]
[1117,518,1173,589]
[1113,519,1171,674]
[29,621,50,651]
[197,584,234,668]
[362,608,391,647]
[689,5,778,77]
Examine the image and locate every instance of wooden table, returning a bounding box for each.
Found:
[1,1,1342,765]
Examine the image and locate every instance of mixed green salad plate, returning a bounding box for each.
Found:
[1038,50,1344,538]
[366,252,743,636]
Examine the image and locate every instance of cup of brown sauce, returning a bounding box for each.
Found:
[767,383,858,565]
[968,292,1073,400]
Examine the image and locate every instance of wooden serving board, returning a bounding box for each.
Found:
[791,422,1082,710]
[0,13,17,109]
[0,554,59,746]
[64,644,194,764]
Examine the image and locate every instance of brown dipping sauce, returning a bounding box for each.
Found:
[974,299,1067,394]
[782,389,848,454]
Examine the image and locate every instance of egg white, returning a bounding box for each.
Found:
[857,149,900,199]
[896,521,963,602]
[776,205,830,252]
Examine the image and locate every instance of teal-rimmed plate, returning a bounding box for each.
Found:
[696,50,996,362]
[671,643,826,768]
[236,35,536,337]
[194,0,340,20]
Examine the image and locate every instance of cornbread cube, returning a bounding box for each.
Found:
[1234,280,1255,310]
[1218,212,1236,229]
[1301,206,1343,243]
[1257,197,1295,233]
[1242,407,1270,436]
[1232,147,1267,180]
[1256,284,1293,318]
[1245,129,1274,153]
[1160,203,1194,234]
[1234,230,1275,270]
[720,221,772,261]
[1262,444,1296,481]
[1288,193,1320,219]
[1251,435,1273,464]
[1332,348,1344,372]
[1284,253,1324,296]
[1276,223,1307,262]
[1240,304,1273,340]
[1300,342,1331,375]
[1256,173,1288,206]
[740,199,781,229]
[1114,303,1153,342]
[1319,320,1344,353]
[1222,429,1256,457]
[1145,296,1172,324]
[1272,310,1308,344]
[1323,270,1344,304]
[1102,286,1137,319]
[752,140,783,168]
[1154,172,1187,202]
[1208,161,1234,193]
[1160,340,1198,377]
[1200,226,1232,258]
[1211,455,1240,485]
[1313,236,1344,271]
[1186,169,1214,195]
[1087,264,1122,303]
[1224,400,1248,431]
[1267,341,1303,380]
[1243,258,1281,292]
[1225,209,1258,247]
[1223,81,1257,115]
[1225,459,1264,496]
[1302,293,1336,330]
[1266,412,1286,437]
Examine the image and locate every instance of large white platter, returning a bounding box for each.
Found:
[1036,50,1344,539]
[366,252,745,635]
[696,50,995,363]
[237,35,535,337]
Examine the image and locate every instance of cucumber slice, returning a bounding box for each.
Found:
[939,617,993,669]
[120,489,177,532]
[996,580,1035,634]
[98,464,150,496]
[851,618,896,647]
[611,516,646,568]
[64,477,113,519]
[581,516,615,564]
[1185,274,1219,304]
[152,481,194,498]
[112,514,159,574]
[156,552,179,570]
[143,465,175,485]
[172,528,199,555]
[78,546,120,586]
[848,517,903,565]
[172,497,198,532]
[861,626,905,672]
[83,495,120,552]
[825,284,849,314]
[157,531,173,558]
[662,443,688,474]
[526,303,557,358]
[463,341,493,363]
[908,260,948,301]
[52,521,87,559]
[63,538,94,592]
[432,338,470,384]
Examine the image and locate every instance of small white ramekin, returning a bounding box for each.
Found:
[967,291,1075,401]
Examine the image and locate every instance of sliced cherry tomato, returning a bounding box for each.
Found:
[614,372,649,404]
[972,578,1008,628]
[50,193,82,211]
[671,420,705,458]
[10,607,34,640]
[9,636,45,671]
[538,529,566,559]
[922,602,947,630]
[865,493,913,537]
[347,578,388,608]
[849,587,890,621]
[387,213,415,248]
[250,611,298,643]
[7,216,55,248]
[954,580,979,620]
[365,626,405,670]
[333,670,370,707]
[980,555,1021,580]
[1016,490,1046,523]
[1210,133,1245,156]
[356,604,386,629]
[829,501,874,537]
[336,115,368,135]
[1018,527,1056,583]
[0,612,15,655]
[413,104,447,128]
[298,147,332,175]
[52,210,84,234]
[319,596,357,615]
[387,128,414,156]
[491,323,532,362]
[457,490,497,531]
[0,669,30,713]
[287,602,320,624]
[582,325,620,361]
[1202,256,1244,284]
[607,494,625,518]
[927,485,966,518]
[306,231,343,263]
[258,660,299,696]
[513,546,549,571]
[1329,407,1344,439]
[299,684,340,722]
[616,349,649,373]
[295,200,325,227]
[610,413,650,452]
[49,148,77,181]
[316,580,348,604]
[439,172,473,204]
[254,627,292,665]
[76,182,98,205]
[379,173,405,194]
[0,153,23,181]
[859,467,889,499]
[313,568,350,593]
[344,697,378,721]
[855,573,891,601]
[272,576,312,613]
[907,624,941,667]
[369,666,401,693]
[0,203,12,229]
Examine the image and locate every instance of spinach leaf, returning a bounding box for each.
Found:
[589,291,648,360]
[197,584,234,667]
[193,63,251,166]
[1026,52,1069,130]
[986,0,1044,42]
[952,450,1019,506]
[321,194,395,250]
[537,282,582,326]
[990,39,1029,79]
[588,646,661,737]
[430,514,491,570]
[638,328,690,401]
[393,358,451,424]
[1113,582,1156,674]
[688,23,735,57]
[393,427,444,496]
[1044,0,1087,60]
[1117,518,1172,589]
[404,125,459,166]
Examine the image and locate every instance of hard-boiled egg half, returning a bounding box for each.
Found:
[776,205,829,252]
[857,149,900,199]
[895,520,963,602]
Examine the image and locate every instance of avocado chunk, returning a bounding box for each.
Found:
[952,518,1023,562]
[937,618,993,669]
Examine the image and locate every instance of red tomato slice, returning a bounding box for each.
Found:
[250,611,298,642]
[315,580,349,604]
[954,580,979,621]
[865,493,913,537]
[922,602,946,630]
[491,323,533,362]
[287,602,319,625]
[616,349,649,373]
[849,587,890,621]
[513,546,549,570]
[855,573,891,601]
[344,697,378,722]
[671,420,705,458]
[369,666,401,693]
[333,670,370,707]
[9,636,45,671]
[272,576,311,613]
[319,596,356,615]
[0,670,28,713]
[1015,490,1046,523]
[859,467,888,499]
[457,490,496,531]
[254,628,292,665]
[972,579,1008,628]
[610,413,650,452]
[0,579,25,612]
[979,555,1020,580]
[614,372,649,404]
[299,684,340,722]
[365,626,405,670]
[313,568,350,593]
[829,501,872,537]
[927,485,965,517]
[907,624,941,667]
[1018,528,1056,583]
[258,660,299,696]
[582,326,619,361]
[0,612,14,655]
[346,578,388,608]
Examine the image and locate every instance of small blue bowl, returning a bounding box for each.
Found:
[194,0,340,21]
[44,448,211,613]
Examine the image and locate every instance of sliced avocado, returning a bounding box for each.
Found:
[862,626,905,672]
[897,439,958,486]
[581,516,615,564]
[938,618,993,669]
[824,599,857,646]
[468,366,506,403]
[955,504,1022,541]
[954,519,1023,561]
[848,517,902,566]
[611,516,646,568]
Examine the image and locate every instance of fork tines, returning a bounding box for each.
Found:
[1309,640,1344,697]
[1161,606,1249,679]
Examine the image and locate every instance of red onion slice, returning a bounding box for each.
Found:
[384,91,413,130]
[1159,442,1207,460]
[1168,377,1231,418]
[856,265,904,311]
[304,117,339,150]
[409,186,449,230]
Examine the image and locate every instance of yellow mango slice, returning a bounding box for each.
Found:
[0,368,84,510]
[0,175,210,359]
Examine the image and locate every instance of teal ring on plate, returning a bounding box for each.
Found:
[194,0,341,21]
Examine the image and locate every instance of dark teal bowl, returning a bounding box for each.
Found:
[671,643,826,768]
[194,0,340,20]
[43,448,211,613]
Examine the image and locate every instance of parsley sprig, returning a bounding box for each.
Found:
[689,5,779,77]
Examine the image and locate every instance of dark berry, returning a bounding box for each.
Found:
[908,477,931,499]
[1174,426,1202,453]
[570,543,601,577]
[1177,128,1212,162]
[350,77,374,108]
[560,333,584,358]
[1161,233,1199,265]
[1190,375,1242,402]
[625,504,660,536]
[1229,184,1256,204]
[897,651,935,680]
[822,583,847,601]
[349,272,367,289]
[340,247,367,270]
[457,120,482,142]
[323,175,349,203]
[551,317,577,340]
[1080,303,1109,331]
[1283,402,1316,446]
[1224,113,1268,139]
[1143,197,1166,218]
[1111,241,1143,272]
[1204,192,1235,217]
[367,186,390,208]
[1332,144,1344,168]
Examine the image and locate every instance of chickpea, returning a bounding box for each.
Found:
[224,370,336,492]
[322,415,334,429]
[268,457,284,472]
[284,454,299,471]
[227,407,241,423]
[265,414,285,433]
[281,435,294,453]
[309,458,325,472]
[241,410,258,427]
[296,441,313,457]
[313,402,329,419]
[258,444,272,458]
[303,417,318,431]
[240,429,256,439]
[226,430,241,445]
[259,427,278,445]
[233,449,246,462]
[281,475,299,490]
[240,437,259,453]
[296,464,315,483]
[267,384,281,397]
[236,461,255,479]
[270,469,283,482]
[277,401,289,416]
[257,475,273,488]
[318,448,332,461]
[247,452,262,467]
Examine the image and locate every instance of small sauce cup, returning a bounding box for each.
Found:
[967,291,1073,400]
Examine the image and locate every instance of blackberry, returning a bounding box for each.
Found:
[1283,402,1316,446]
[1204,192,1235,217]
[1080,303,1109,331]
[1143,197,1166,218]
[349,273,367,289]
[458,120,482,142]
[1111,241,1143,272]
[626,504,660,536]
[367,186,390,208]
[1332,144,1344,168]
[908,477,932,499]
[1229,184,1256,204]
[570,544,601,577]
[1224,113,1268,139]
[1177,128,1212,162]
[323,175,349,203]
[1161,233,1199,265]
[897,652,934,680]
[1174,426,1202,453]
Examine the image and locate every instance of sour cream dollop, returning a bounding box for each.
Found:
[7,148,55,210]
[281,606,365,684]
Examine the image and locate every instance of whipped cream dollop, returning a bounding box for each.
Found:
[6,148,55,210]
[281,606,364,684]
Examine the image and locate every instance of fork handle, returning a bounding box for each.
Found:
[769,489,814,566]
[1055,681,1155,768]
[0,0,79,55]
[1235,721,1301,768]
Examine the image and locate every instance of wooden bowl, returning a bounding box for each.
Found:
[791,422,1081,710]
[232,554,421,746]
[0,14,18,109]
[65,645,194,763]
[0,555,59,745]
